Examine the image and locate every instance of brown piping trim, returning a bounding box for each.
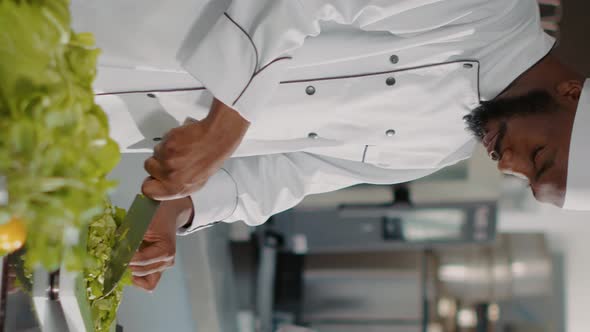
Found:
[233,75,256,105]
[224,12,261,106]
[279,60,481,85]
[255,56,293,77]
[223,12,259,70]
[476,58,481,102]
[362,145,369,163]
[232,56,292,106]
[95,86,206,96]
[95,59,485,102]
[232,56,293,105]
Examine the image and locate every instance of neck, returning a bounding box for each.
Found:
[499,52,583,99]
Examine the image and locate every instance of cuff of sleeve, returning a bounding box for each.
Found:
[176,169,238,235]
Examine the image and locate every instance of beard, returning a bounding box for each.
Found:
[463,90,558,140]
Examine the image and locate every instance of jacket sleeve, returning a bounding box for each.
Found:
[180,0,316,122]
[178,152,438,235]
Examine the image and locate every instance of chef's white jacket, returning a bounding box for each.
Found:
[71,0,555,232]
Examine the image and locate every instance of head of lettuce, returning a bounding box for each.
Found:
[0,0,120,270]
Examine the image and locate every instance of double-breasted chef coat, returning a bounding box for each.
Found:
[71,0,555,232]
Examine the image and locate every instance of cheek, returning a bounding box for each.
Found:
[509,117,551,142]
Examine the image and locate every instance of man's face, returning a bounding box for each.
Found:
[465,90,577,207]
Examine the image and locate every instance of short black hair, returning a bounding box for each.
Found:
[464,90,558,140]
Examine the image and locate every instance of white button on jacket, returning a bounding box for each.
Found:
[71,0,555,231]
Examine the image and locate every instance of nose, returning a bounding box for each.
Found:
[497,149,532,181]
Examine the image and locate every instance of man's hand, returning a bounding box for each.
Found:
[142,99,250,201]
[130,197,193,291]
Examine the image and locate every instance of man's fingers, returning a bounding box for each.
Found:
[132,272,163,292]
[130,260,174,277]
[144,157,166,180]
[141,177,168,199]
[141,177,182,201]
[130,253,174,267]
[130,242,170,289]
[131,242,174,265]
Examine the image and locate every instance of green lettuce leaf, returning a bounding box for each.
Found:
[85,201,131,332]
[0,0,121,270]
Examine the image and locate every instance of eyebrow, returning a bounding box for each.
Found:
[493,122,507,160]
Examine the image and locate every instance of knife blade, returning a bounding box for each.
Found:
[101,195,160,297]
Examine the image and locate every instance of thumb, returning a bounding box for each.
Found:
[141,177,183,201]
[133,272,163,292]
[130,243,174,267]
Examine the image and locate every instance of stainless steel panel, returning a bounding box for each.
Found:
[272,201,497,254]
[508,233,552,298]
[437,233,552,303]
[438,246,495,302]
[490,236,513,301]
[256,241,279,332]
[302,252,422,323]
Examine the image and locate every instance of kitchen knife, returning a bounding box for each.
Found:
[101,195,159,297]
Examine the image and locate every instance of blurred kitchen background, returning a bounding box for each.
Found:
[5,0,590,331]
[108,148,568,332]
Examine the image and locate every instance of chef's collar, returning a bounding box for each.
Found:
[563,79,590,210]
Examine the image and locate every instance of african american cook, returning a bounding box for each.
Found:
[72,0,590,290]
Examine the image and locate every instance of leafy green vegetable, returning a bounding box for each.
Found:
[0,2,129,328]
[0,0,120,270]
[86,202,131,332]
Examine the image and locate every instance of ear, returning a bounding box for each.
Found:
[556,80,583,102]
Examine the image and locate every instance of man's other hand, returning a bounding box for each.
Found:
[130,197,193,291]
[142,99,249,201]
